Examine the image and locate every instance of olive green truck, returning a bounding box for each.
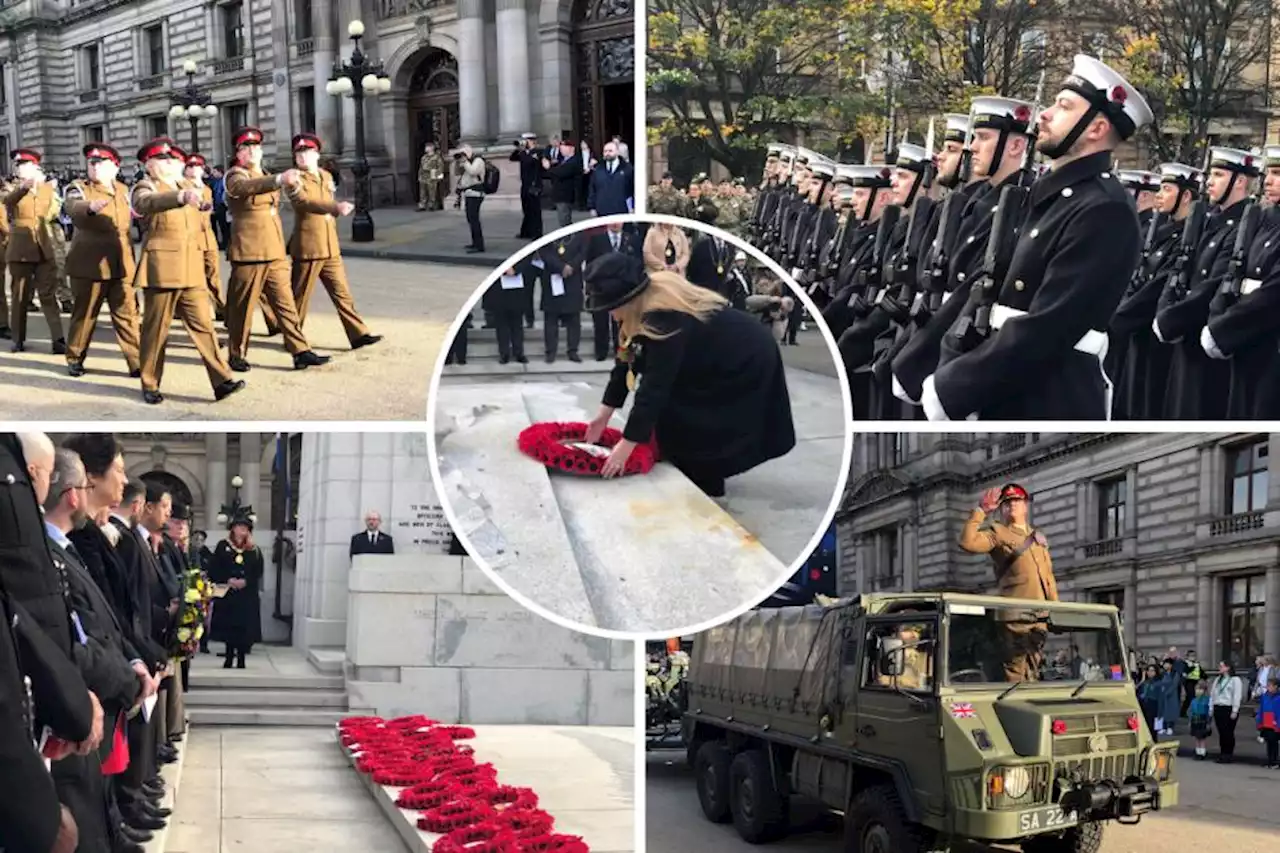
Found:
[681,592,1178,853]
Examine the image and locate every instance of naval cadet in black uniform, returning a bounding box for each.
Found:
[1154,146,1258,419]
[535,233,585,363]
[821,165,894,340]
[922,55,1154,420]
[1101,169,1163,401]
[510,132,544,240]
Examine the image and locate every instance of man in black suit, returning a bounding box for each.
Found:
[135,487,179,762]
[581,223,638,360]
[350,511,395,558]
[687,231,735,301]
[542,138,582,229]
[536,233,584,363]
[510,133,544,240]
[587,141,633,217]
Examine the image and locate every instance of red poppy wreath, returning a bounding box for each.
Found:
[517,422,658,477]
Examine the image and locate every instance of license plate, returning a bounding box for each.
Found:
[1018,805,1079,834]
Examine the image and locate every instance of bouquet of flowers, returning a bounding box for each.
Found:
[174,562,214,658]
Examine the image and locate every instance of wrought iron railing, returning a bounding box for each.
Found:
[1210,511,1264,536]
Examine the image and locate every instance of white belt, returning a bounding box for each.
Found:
[942,290,955,304]
[990,304,1108,360]
[1242,278,1262,296]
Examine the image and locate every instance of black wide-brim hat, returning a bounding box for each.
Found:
[584,251,650,312]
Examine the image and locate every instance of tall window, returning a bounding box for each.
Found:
[892,434,905,466]
[225,103,248,147]
[873,528,900,591]
[145,24,165,76]
[148,115,168,139]
[83,124,105,144]
[1227,438,1268,514]
[222,2,245,58]
[294,0,313,40]
[1097,476,1126,540]
[83,44,101,90]
[1093,588,1124,613]
[298,86,315,132]
[1223,575,1267,670]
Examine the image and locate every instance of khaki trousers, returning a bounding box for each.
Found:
[67,277,142,371]
[139,287,233,393]
[291,255,369,343]
[227,260,309,359]
[204,249,225,315]
[9,260,63,344]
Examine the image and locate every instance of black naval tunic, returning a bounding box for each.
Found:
[1108,213,1180,419]
[535,235,586,359]
[928,151,1140,420]
[835,217,909,419]
[1206,206,1280,418]
[1154,198,1249,419]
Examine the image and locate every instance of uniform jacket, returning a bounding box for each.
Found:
[958,508,1060,601]
[225,165,287,262]
[510,147,544,194]
[191,182,218,253]
[418,153,445,181]
[0,183,11,254]
[930,152,1140,420]
[3,180,57,262]
[350,530,395,557]
[546,155,582,205]
[286,168,343,260]
[535,235,585,313]
[63,178,137,280]
[1207,207,1280,355]
[130,177,206,290]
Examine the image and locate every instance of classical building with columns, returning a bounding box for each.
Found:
[836,433,1280,673]
[0,0,634,204]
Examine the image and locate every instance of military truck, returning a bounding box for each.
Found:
[681,592,1178,853]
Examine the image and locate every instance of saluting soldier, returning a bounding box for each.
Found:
[417,142,445,211]
[224,126,329,372]
[183,152,226,319]
[131,137,245,405]
[922,55,1153,420]
[62,142,143,378]
[535,232,584,363]
[684,175,720,226]
[4,148,66,353]
[284,133,381,350]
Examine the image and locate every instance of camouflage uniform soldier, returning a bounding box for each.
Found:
[418,143,445,211]
[648,172,684,216]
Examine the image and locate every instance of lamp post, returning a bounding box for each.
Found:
[216,474,258,528]
[169,59,218,155]
[325,20,391,243]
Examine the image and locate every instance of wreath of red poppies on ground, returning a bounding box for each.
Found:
[517,422,659,477]
[338,715,592,851]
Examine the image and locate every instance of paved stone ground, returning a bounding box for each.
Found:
[1,257,478,420]
[646,746,1280,853]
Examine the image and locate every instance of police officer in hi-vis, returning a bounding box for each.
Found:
[62,142,143,378]
[223,126,329,372]
[4,147,66,353]
[131,137,245,405]
[284,133,381,349]
[183,152,226,320]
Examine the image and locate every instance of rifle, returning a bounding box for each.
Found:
[1166,201,1207,302]
[879,196,938,333]
[917,188,967,321]
[848,204,902,319]
[1123,211,1167,298]
[1223,201,1261,302]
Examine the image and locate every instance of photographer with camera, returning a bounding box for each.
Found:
[510,133,544,240]
[454,146,487,254]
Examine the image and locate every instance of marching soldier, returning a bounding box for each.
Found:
[417,142,445,211]
[183,152,226,320]
[224,126,329,372]
[285,133,382,350]
[922,55,1153,420]
[5,148,66,353]
[131,137,245,404]
[62,142,142,378]
[0,171,11,339]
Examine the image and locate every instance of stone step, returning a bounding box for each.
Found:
[307,646,346,674]
[192,671,344,691]
[187,706,372,727]
[184,688,350,708]
[442,359,610,378]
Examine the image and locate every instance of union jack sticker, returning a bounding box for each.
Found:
[950,702,976,719]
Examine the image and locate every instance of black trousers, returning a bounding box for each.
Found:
[1263,729,1279,764]
[212,205,230,248]
[544,311,581,358]
[520,191,543,239]
[786,304,803,343]
[592,313,619,360]
[52,751,110,853]
[180,657,190,692]
[119,713,156,812]
[1213,705,1237,756]
[465,195,484,250]
[447,323,469,364]
[1181,679,1198,715]
[493,309,525,360]
[672,456,727,498]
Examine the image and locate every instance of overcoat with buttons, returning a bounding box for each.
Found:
[192,182,218,253]
[63,178,137,280]
[928,151,1140,420]
[224,165,287,262]
[535,234,585,313]
[1154,197,1246,419]
[1107,215,1180,419]
[130,178,205,289]
[821,222,881,338]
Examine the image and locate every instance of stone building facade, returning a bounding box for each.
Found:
[0,0,634,204]
[836,432,1280,672]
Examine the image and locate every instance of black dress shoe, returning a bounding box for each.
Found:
[229,355,251,372]
[214,379,246,401]
[123,812,165,831]
[456,357,467,365]
[568,354,581,363]
[143,803,172,819]
[67,361,86,377]
[11,342,24,352]
[498,356,510,365]
[128,367,141,378]
[515,355,528,364]
[465,246,484,253]
[52,338,67,354]
[545,354,556,363]
[350,333,383,349]
[119,823,152,843]
[169,733,184,743]
[60,301,73,313]
[142,390,164,405]
[293,350,331,369]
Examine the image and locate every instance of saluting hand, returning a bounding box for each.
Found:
[281,169,301,188]
[979,487,1002,513]
[88,198,109,214]
[337,201,355,216]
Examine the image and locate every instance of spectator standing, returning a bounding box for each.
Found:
[455,146,487,254]
[1137,664,1162,741]
[1188,681,1212,760]
[1158,658,1180,735]
[1209,660,1245,763]
[543,139,582,229]
[1252,654,1276,702]
[1256,677,1280,769]
[209,166,229,250]
[588,141,633,217]
[1182,649,1203,717]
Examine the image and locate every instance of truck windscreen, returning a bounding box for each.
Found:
[946,606,1129,686]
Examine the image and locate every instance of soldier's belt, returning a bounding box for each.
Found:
[1242,278,1262,296]
[990,304,1107,359]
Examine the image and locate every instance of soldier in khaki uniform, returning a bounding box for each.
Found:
[285,133,381,349]
[62,142,142,378]
[417,142,444,211]
[4,148,66,353]
[223,126,328,372]
[0,179,10,339]
[131,137,244,405]
[183,152,226,319]
[959,483,1061,682]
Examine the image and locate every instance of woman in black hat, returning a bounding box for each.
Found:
[207,513,263,669]
[581,252,796,496]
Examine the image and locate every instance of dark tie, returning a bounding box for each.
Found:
[65,541,83,566]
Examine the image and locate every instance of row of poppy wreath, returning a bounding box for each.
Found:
[516,422,660,477]
[339,715,590,853]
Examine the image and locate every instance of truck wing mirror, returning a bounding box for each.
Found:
[879,637,904,677]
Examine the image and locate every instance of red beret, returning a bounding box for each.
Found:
[999,483,1031,503]
[137,137,179,163]
[292,133,322,153]
[233,126,264,148]
[185,153,207,169]
[11,148,41,166]
[82,143,121,165]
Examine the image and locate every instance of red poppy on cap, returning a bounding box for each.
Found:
[234,127,264,148]
[879,167,890,179]
[999,483,1031,503]
[1014,105,1031,122]
[292,132,322,153]
[1110,85,1127,105]
[11,148,41,165]
[82,143,121,165]
[1244,155,1255,168]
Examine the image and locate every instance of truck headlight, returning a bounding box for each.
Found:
[1153,749,1173,781]
[1003,766,1031,799]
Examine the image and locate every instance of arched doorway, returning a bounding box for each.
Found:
[407,48,461,204]
[140,470,195,516]
[571,0,634,158]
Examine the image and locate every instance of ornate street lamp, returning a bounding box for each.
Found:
[216,473,258,528]
[169,59,218,155]
[326,20,392,243]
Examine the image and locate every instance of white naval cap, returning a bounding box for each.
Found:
[1158,162,1202,188]
[1208,146,1260,175]
[521,132,537,140]
[895,142,932,171]
[793,146,821,167]
[809,159,836,178]
[778,145,797,162]
[1061,54,1153,140]
[767,143,784,157]
[969,96,1034,133]
[943,113,971,143]
[840,164,893,188]
[1264,146,1280,168]
[1116,170,1161,192]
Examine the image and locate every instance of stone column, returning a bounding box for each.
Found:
[240,433,262,516]
[1266,566,1280,662]
[313,0,340,150]
[270,0,294,169]
[457,0,490,143]
[205,434,227,534]
[495,0,532,138]
[1123,580,1137,651]
[1196,572,1214,664]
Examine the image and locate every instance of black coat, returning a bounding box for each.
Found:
[68,522,165,669]
[349,530,395,557]
[687,235,735,298]
[546,155,582,205]
[208,540,263,647]
[602,307,796,479]
[587,162,633,216]
[535,236,585,314]
[583,229,641,268]
[509,147,543,194]
[929,152,1140,420]
[481,260,533,313]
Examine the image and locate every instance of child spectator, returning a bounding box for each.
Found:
[1256,677,1280,769]
[1189,681,1212,760]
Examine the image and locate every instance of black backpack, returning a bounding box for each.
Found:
[482,161,500,195]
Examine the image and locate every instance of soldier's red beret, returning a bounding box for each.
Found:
[999,483,1031,503]
[233,127,264,148]
[185,153,207,169]
[82,143,121,165]
[292,133,322,153]
[137,138,179,162]
[11,148,41,166]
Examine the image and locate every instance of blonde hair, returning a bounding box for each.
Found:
[613,269,727,342]
[642,224,691,274]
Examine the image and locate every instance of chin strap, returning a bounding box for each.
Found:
[1039,105,1100,160]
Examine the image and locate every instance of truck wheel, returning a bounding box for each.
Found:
[844,785,946,853]
[729,749,789,843]
[1021,823,1103,853]
[694,741,733,823]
